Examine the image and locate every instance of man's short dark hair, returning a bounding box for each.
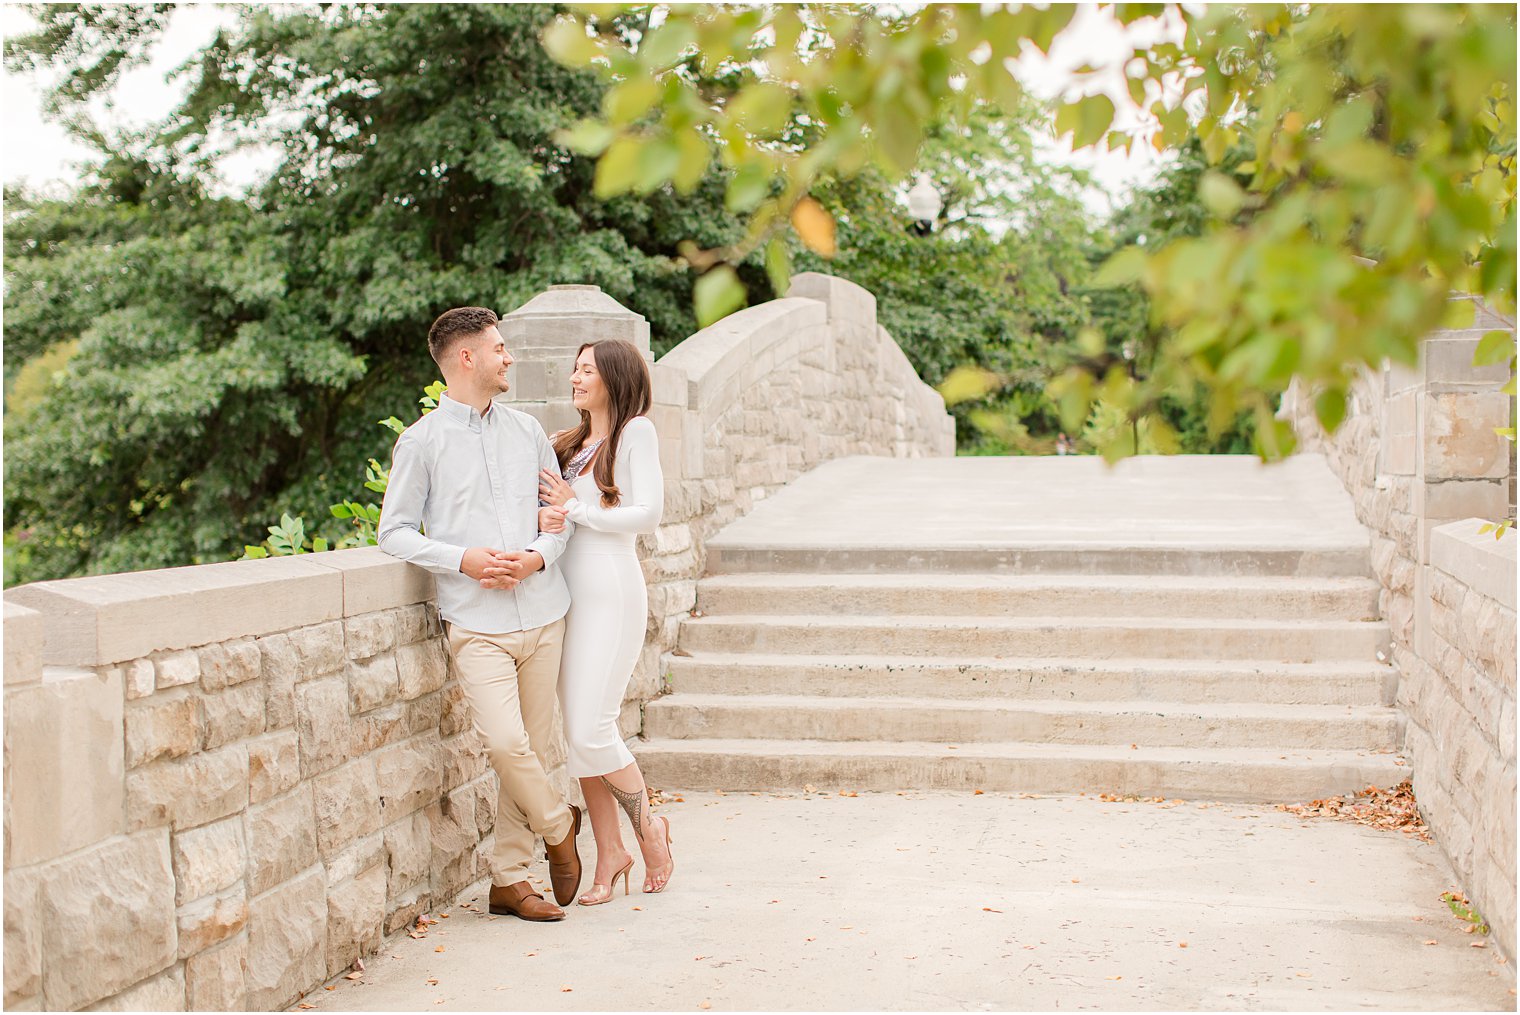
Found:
[428,307,500,367]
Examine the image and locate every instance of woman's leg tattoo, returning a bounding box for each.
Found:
[601,777,646,841]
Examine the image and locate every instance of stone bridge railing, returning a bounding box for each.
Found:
[1283,295,1517,959]
[1,273,954,1011]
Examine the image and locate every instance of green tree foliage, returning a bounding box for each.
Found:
[546,3,1516,458]
[3,4,761,584]
[797,103,1100,452]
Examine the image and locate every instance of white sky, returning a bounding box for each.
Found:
[1,3,1167,214]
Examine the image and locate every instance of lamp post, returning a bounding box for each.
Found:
[906,174,942,236]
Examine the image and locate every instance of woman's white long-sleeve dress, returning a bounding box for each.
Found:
[557,415,664,778]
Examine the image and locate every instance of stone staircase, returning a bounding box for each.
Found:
[632,456,1408,802]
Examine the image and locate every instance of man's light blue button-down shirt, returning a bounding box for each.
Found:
[377,392,572,634]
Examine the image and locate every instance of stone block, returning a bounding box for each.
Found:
[4,866,41,1007]
[1423,391,1511,481]
[85,966,185,1012]
[438,683,471,738]
[312,547,435,617]
[125,689,200,768]
[247,786,318,897]
[3,603,43,686]
[176,884,247,958]
[154,649,201,689]
[6,667,125,866]
[375,736,444,823]
[295,676,350,778]
[198,638,261,692]
[325,865,386,977]
[245,866,327,1012]
[348,654,400,714]
[395,604,440,646]
[407,690,444,735]
[3,556,343,668]
[384,883,432,936]
[472,777,497,838]
[123,658,156,700]
[173,816,246,905]
[247,730,301,805]
[345,612,398,662]
[258,632,299,731]
[440,731,491,791]
[313,759,381,860]
[202,681,266,750]
[185,932,247,1012]
[323,832,385,888]
[396,640,448,700]
[290,620,345,677]
[1431,521,1517,611]
[127,744,247,833]
[383,810,433,899]
[39,830,176,1011]
[347,702,407,755]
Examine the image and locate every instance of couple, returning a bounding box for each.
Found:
[377,306,671,922]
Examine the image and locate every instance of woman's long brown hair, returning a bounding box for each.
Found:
[552,339,652,508]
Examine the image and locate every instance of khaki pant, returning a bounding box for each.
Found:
[445,618,575,885]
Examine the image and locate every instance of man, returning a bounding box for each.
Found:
[378,306,582,922]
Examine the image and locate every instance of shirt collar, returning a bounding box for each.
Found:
[438,391,493,432]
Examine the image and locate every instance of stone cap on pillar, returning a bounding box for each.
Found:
[499,284,652,360]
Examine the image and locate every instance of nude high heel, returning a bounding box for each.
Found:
[642,816,675,894]
[578,856,634,907]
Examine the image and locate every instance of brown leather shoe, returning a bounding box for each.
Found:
[544,804,583,907]
[488,881,564,922]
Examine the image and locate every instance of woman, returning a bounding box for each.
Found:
[537,338,673,904]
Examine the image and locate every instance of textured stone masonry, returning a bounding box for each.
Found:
[1284,296,1516,960]
[2,274,954,1010]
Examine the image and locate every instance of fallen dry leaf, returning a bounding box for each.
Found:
[700,1003,712,1011]
[1178,942,1188,949]
[1276,781,1430,841]
[561,987,573,993]
[974,789,984,795]
[1425,939,1439,945]
[982,907,1002,913]
[435,946,445,953]
[1106,975,1122,981]
[1296,972,1312,978]
[325,985,336,991]
[1472,941,1489,949]
[344,972,363,981]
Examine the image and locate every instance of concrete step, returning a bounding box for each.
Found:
[694,574,1382,620]
[663,653,1398,706]
[632,738,1410,802]
[643,694,1402,751]
[703,542,1373,578]
[676,615,1390,664]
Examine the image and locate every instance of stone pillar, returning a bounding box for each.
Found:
[1408,318,1514,658]
[496,285,652,434]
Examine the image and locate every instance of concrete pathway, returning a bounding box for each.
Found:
[297,792,1515,1012]
[711,454,1369,551]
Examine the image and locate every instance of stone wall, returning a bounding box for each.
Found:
[1283,297,1516,958]
[3,551,522,1011]
[2,272,954,1010]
